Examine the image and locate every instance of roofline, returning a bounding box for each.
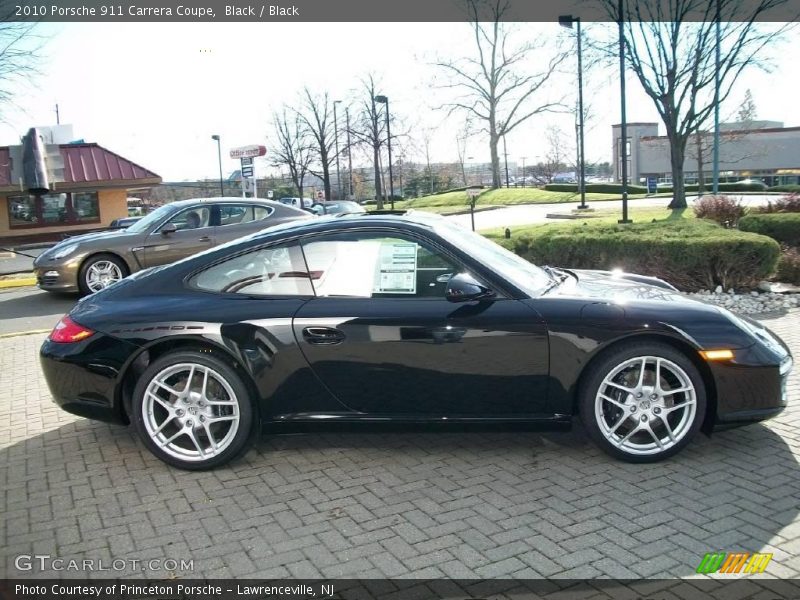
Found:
[639,125,800,141]
[612,122,659,128]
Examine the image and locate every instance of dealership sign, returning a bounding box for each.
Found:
[229,145,266,159]
[230,145,266,198]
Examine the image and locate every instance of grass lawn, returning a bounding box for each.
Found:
[483,207,696,245]
[381,187,662,211]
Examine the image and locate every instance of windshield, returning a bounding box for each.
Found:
[434,221,552,296]
[126,204,175,233]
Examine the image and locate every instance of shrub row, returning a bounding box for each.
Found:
[739,213,800,246]
[544,183,648,194]
[507,220,780,291]
[768,185,800,193]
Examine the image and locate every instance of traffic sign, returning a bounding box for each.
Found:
[241,156,253,166]
[230,145,266,159]
[241,166,254,178]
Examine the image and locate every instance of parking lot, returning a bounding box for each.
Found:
[1,301,799,581]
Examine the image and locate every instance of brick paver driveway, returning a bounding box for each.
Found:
[1,311,799,580]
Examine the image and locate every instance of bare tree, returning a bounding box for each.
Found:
[296,88,337,201]
[606,0,791,208]
[435,0,566,188]
[455,118,473,186]
[350,75,386,208]
[269,108,312,201]
[737,88,757,125]
[0,17,44,119]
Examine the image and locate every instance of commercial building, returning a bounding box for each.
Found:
[612,120,800,187]
[0,125,161,243]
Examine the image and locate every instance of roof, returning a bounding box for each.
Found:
[639,125,800,142]
[0,142,161,192]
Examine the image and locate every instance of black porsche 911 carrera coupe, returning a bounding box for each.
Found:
[40,213,793,470]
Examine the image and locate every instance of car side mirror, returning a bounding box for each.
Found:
[445,272,495,303]
[160,223,177,235]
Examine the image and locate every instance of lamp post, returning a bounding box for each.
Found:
[211,135,224,197]
[333,100,343,201]
[712,0,721,194]
[559,14,587,209]
[503,135,510,188]
[345,107,354,200]
[374,94,394,210]
[521,156,527,187]
[617,0,631,223]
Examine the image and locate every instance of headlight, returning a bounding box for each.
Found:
[721,307,787,356]
[52,243,79,260]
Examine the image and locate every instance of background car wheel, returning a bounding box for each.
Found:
[579,342,706,463]
[78,253,128,295]
[132,351,255,470]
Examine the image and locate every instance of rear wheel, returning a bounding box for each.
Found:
[78,253,128,295]
[132,351,255,470]
[579,342,706,462]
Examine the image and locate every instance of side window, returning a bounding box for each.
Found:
[218,205,274,226]
[164,207,211,231]
[301,233,459,299]
[190,244,313,296]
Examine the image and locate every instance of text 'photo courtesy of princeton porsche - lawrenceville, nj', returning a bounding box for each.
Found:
[0,1,799,599]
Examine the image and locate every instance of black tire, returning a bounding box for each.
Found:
[78,253,129,296]
[132,350,256,470]
[579,341,706,463]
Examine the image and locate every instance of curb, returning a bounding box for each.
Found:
[0,277,36,289]
[0,328,51,339]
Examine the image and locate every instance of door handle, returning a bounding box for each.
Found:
[302,326,345,345]
[199,236,211,242]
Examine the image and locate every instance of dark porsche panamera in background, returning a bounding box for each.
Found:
[33,198,310,295]
[40,214,793,469]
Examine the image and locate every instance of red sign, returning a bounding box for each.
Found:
[230,145,266,159]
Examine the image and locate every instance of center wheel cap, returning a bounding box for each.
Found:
[640,400,651,410]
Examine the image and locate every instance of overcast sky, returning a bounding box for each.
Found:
[1,21,796,181]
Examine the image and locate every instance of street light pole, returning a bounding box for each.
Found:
[559,15,587,209]
[617,0,631,223]
[712,0,721,194]
[333,100,343,201]
[521,156,527,187]
[346,108,354,200]
[375,95,394,210]
[503,135,510,188]
[211,135,224,197]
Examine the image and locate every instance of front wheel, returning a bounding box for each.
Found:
[579,342,706,462]
[132,351,255,470]
[78,253,128,295]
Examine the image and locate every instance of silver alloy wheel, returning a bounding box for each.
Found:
[142,363,241,462]
[86,260,123,292]
[595,355,697,456]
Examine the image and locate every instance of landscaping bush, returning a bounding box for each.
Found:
[777,246,800,284]
[739,213,800,246]
[755,193,800,213]
[693,195,747,227]
[544,183,648,194]
[768,185,800,193]
[507,219,779,291]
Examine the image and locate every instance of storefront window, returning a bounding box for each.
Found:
[7,192,101,229]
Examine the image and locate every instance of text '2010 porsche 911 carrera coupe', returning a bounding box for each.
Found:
[40,213,793,469]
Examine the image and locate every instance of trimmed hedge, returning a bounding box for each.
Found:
[506,219,780,291]
[768,185,800,193]
[739,213,800,246]
[544,183,648,194]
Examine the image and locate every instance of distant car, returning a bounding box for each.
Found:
[735,178,768,190]
[33,198,311,295]
[310,201,366,216]
[279,197,314,210]
[110,217,143,229]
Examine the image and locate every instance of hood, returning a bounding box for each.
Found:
[36,229,137,264]
[552,269,694,304]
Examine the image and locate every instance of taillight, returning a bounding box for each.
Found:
[49,316,94,343]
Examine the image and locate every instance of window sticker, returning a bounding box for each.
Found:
[374,242,418,294]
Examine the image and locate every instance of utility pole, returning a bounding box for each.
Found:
[712,0,721,194]
[346,108,354,200]
[333,100,343,200]
[618,0,631,223]
[503,135,510,188]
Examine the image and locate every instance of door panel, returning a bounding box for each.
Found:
[293,297,550,416]
[143,206,214,267]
